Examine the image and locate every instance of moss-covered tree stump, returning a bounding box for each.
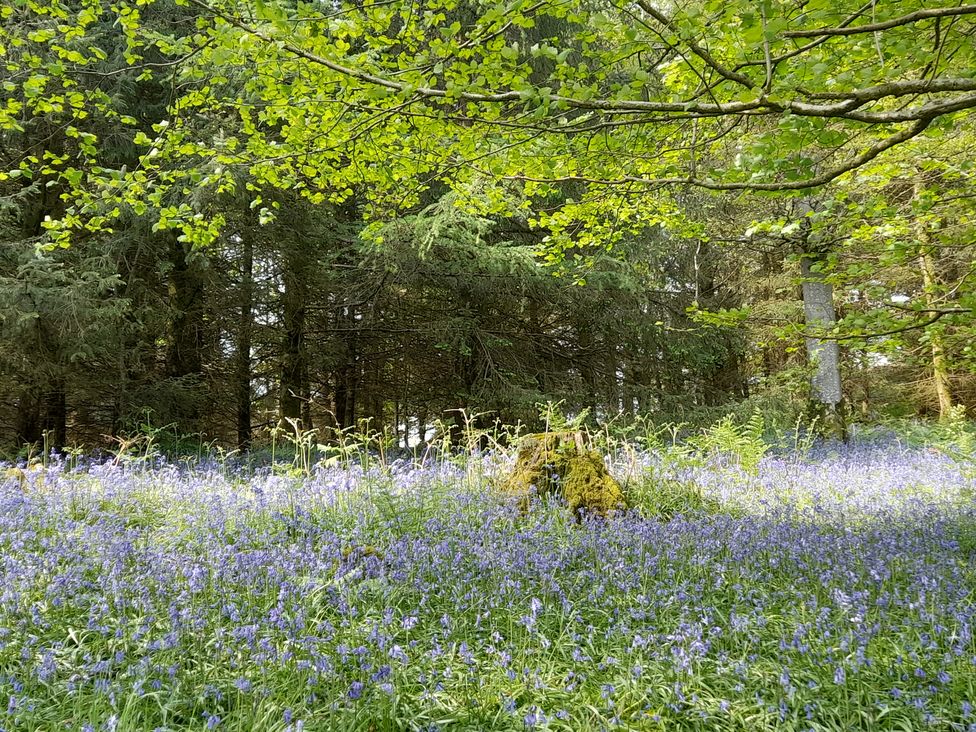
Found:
[501,432,626,516]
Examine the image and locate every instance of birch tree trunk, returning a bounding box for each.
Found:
[796,200,845,440]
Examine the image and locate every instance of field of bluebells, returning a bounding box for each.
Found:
[2,440,976,731]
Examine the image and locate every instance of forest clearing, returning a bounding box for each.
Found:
[4,0,976,729]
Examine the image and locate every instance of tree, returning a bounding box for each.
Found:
[4,1,972,245]
[802,138,976,419]
[3,0,976,450]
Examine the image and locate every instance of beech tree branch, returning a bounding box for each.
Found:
[182,0,976,191]
[800,77,976,101]
[507,117,935,191]
[733,2,875,71]
[822,313,947,341]
[184,0,976,123]
[784,4,976,38]
[814,304,973,341]
[633,1,756,89]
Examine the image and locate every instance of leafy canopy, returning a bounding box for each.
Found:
[3,0,976,247]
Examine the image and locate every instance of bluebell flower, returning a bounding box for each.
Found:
[348,681,364,700]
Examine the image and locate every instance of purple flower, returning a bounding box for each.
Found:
[523,707,546,728]
[348,681,364,700]
[0,444,973,730]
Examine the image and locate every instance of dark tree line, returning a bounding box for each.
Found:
[0,178,749,450]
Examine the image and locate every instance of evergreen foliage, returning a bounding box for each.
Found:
[1,0,975,449]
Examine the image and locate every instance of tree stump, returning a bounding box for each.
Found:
[501,431,625,517]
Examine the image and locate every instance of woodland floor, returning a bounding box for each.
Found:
[1,442,975,731]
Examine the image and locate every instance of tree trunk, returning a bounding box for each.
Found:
[795,199,844,440]
[920,248,953,419]
[577,320,599,414]
[334,373,349,432]
[800,251,845,439]
[42,379,67,449]
[333,304,358,432]
[914,177,953,419]
[15,387,42,447]
[166,234,206,432]
[280,247,307,432]
[367,363,384,433]
[235,232,254,451]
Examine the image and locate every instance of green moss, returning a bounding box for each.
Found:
[502,431,625,517]
[561,449,626,516]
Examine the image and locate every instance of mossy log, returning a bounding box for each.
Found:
[501,431,626,517]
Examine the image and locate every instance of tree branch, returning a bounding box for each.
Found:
[822,312,947,341]
[815,304,972,341]
[179,0,975,192]
[733,2,875,71]
[633,1,756,89]
[800,77,976,101]
[784,4,976,38]
[182,0,976,126]
[508,116,935,191]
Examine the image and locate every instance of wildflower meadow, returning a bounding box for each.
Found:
[2,436,976,731]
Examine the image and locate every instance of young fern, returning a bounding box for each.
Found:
[691,411,769,475]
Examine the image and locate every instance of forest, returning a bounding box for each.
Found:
[3,1,976,731]
[3,0,975,452]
